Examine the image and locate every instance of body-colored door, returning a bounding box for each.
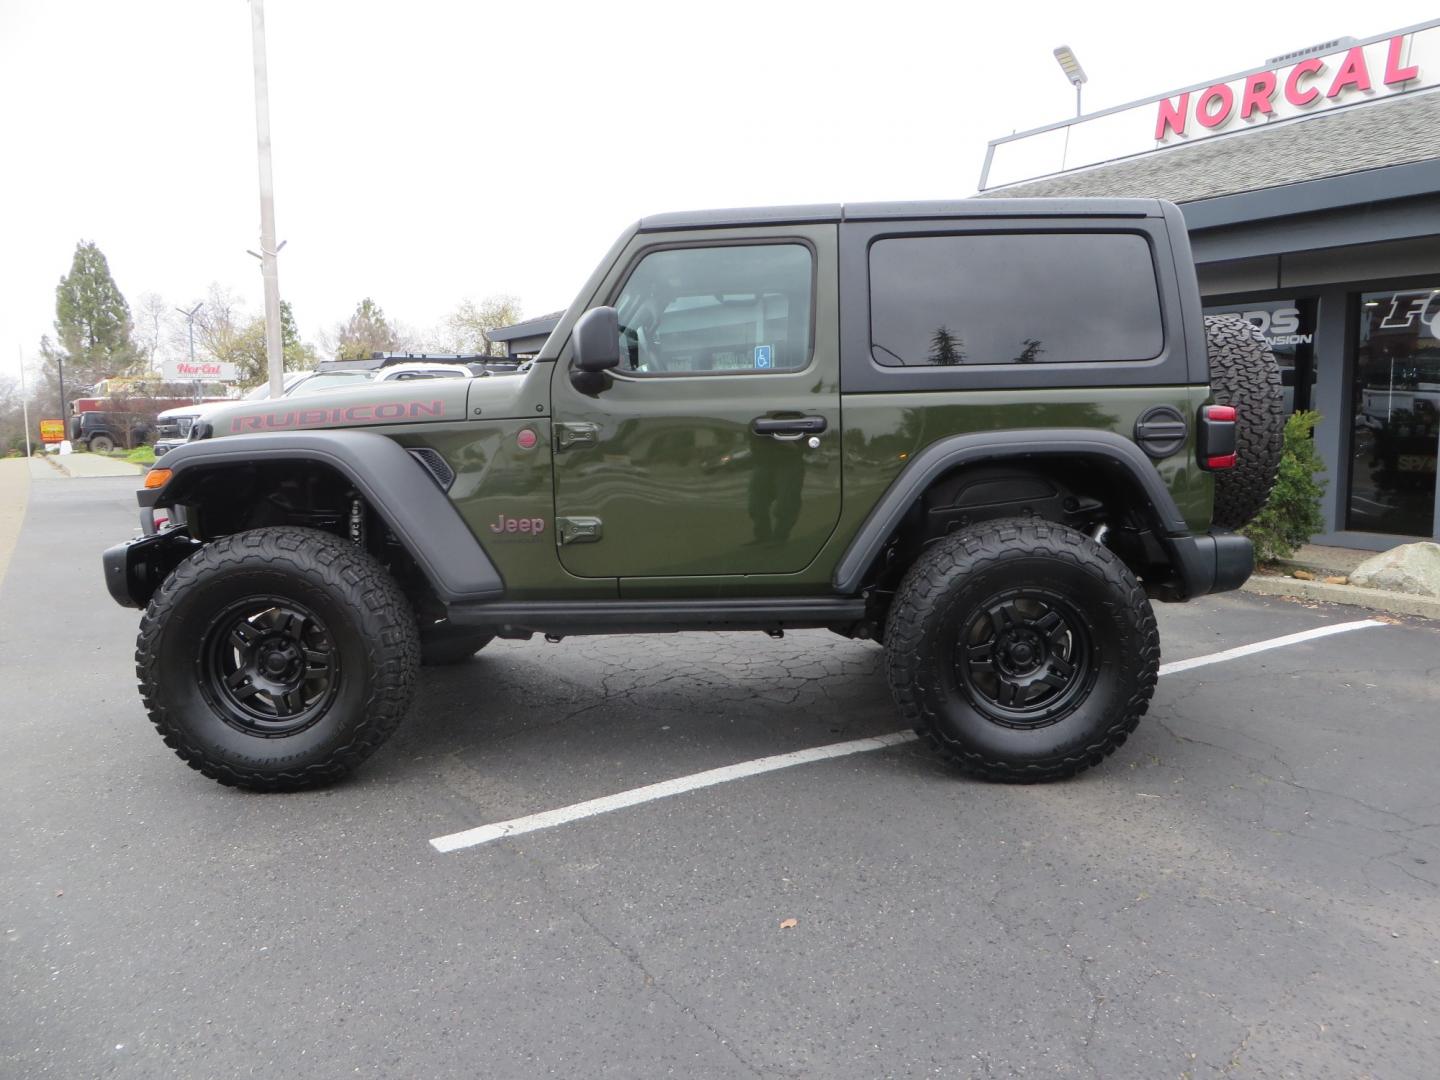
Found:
[550,225,842,579]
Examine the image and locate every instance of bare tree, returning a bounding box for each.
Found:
[134,292,171,373]
[431,294,524,356]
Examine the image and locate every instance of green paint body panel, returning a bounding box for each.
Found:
[187,209,1224,605]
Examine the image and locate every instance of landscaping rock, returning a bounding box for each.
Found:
[1350,542,1440,598]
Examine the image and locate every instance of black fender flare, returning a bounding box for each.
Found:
[143,431,504,603]
[832,428,1203,595]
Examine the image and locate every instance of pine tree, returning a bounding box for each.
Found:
[928,325,964,365]
[43,241,140,413]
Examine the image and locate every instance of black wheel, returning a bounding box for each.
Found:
[419,629,494,666]
[136,527,419,791]
[885,518,1159,782]
[1205,314,1284,529]
[87,434,115,453]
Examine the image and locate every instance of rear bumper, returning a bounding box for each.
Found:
[1166,530,1254,600]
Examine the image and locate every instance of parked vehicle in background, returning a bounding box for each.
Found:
[106,197,1284,793]
[69,410,150,453]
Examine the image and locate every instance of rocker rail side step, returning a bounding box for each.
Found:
[446,597,869,637]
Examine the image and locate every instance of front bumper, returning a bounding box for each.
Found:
[1166,530,1254,601]
[102,529,201,608]
[153,439,186,458]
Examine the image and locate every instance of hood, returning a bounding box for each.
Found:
[197,368,545,438]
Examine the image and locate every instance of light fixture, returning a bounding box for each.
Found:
[1053,45,1087,118]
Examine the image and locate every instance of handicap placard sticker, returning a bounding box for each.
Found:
[754,345,773,369]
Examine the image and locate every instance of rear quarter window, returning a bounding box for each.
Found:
[869,233,1164,367]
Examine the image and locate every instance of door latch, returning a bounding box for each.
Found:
[557,516,603,545]
[554,422,600,451]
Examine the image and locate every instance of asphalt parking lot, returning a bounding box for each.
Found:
[4,469,1439,1080]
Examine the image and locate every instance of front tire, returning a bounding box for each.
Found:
[87,434,116,453]
[885,519,1159,782]
[136,527,419,791]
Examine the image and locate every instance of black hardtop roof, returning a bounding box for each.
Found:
[638,197,1164,231]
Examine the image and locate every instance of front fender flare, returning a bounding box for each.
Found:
[144,431,504,603]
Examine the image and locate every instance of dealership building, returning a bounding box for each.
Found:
[979,19,1440,547]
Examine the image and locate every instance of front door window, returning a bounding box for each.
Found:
[1347,287,1440,536]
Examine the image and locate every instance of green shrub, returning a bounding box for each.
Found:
[124,445,157,466]
[1241,410,1326,563]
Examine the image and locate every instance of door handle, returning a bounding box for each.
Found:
[752,415,828,441]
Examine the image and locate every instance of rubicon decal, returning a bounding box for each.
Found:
[230,400,444,432]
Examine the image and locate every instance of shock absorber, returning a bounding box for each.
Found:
[348,496,366,546]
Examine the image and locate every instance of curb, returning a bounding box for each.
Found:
[1242,575,1440,621]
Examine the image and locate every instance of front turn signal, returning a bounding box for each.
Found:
[144,468,172,489]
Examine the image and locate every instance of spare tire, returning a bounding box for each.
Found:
[1205,314,1284,529]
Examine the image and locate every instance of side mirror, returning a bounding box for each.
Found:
[572,306,621,373]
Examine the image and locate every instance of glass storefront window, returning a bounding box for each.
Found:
[1347,287,1440,536]
[1203,299,1317,413]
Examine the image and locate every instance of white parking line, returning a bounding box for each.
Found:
[430,618,1386,853]
[1155,618,1385,676]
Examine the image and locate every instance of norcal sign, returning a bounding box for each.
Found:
[981,20,1440,190]
[1154,35,1419,141]
[162,358,239,382]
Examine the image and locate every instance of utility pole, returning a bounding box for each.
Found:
[176,302,204,402]
[18,347,31,458]
[249,0,285,399]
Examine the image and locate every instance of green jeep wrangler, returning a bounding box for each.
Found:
[104,198,1283,791]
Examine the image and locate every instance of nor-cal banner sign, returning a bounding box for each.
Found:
[161,358,239,382]
[982,21,1439,190]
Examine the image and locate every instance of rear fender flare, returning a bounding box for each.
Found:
[145,431,504,603]
[832,428,1190,594]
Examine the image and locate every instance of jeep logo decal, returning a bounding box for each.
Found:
[489,513,546,537]
[230,400,444,432]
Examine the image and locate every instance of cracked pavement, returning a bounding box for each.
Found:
[4,478,1440,1079]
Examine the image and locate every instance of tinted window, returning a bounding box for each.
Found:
[869,233,1163,366]
[614,244,812,375]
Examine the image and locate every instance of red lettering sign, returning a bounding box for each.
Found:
[1326,46,1372,98]
[1284,58,1325,106]
[1154,92,1189,140]
[1384,34,1419,85]
[1196,84,1234,128]
[1239,71,1277,119]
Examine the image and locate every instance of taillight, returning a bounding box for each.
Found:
[1199,404,1238,470]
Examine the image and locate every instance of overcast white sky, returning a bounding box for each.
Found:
[2,0,1434,382]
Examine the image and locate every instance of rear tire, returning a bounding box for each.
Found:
[1205,313,1284,529]
[88,434,116,453]
[885,519,1159,782]
[136,527,419,791]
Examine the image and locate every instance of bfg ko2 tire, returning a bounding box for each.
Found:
[885,519,1159,782]
[1205,313,1284,529]
[136,527,420,791]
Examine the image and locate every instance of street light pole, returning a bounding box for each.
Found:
[17,347,31,458]
[1053,45,1088,118]
[248,0,285,399]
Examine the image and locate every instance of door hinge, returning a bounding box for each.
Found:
[554,422,599,451]
[557,516,603,545]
